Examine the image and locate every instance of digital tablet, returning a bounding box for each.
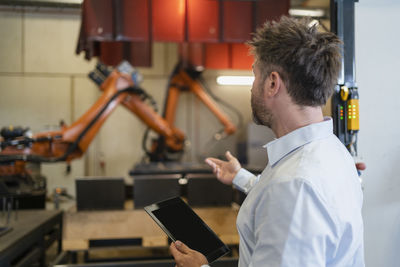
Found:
[144,197,230,263]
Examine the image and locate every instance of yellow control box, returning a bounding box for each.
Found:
[347,99,359,131]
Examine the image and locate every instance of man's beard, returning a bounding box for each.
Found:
[251,93,273,128]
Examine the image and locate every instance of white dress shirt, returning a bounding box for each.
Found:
[234,118,364,267]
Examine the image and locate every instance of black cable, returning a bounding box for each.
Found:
[141,62,183,160]
[142,127,152,157]
[198,75,244,131]
[0,86,144,163]
[141,62,244,162]
[57,87,139,162]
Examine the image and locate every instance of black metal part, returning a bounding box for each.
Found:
[143,135,184,163]
[0,173,47,209]
[131,162,213,176]
[131,162,263,176]
[132,174,182,209]
[88,62,110,86]
[0,135,60,152]
[331,0,357,87]
[75,177,125,211]
[330,0,358,148]
[186,173,233,207]
[0,127,29,141]
[89,238,142,248]
[88,71,105,87]
[332,86,346,144]
[96,62,112,78]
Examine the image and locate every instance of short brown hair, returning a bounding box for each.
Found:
[248,16,342,106]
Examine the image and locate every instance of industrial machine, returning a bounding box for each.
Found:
[330,0,365,172]
[0,61,238,207]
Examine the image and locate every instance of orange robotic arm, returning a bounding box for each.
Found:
[142,63,239,161]
[164,63,237,136]
[0,61,239,175]
[0,62,185,176]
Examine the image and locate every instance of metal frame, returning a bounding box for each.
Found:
[0,0,81,8]
[52,256,238,267]
[330,0,359,154]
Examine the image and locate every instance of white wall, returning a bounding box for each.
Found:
[0,8,95,197]
[356,1,400,266]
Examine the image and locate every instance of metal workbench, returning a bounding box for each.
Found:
[0,210,63,267]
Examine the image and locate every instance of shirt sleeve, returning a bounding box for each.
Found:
[232,168,260,194]
[249,178,339,267]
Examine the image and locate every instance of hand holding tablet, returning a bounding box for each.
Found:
[144,197,230,263]
[170,240,208,267]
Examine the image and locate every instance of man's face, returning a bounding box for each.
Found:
[251,63,273,128]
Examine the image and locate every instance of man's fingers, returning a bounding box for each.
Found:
[205,157,224,166]
[226,151,241,173]
[205,158,224,175]
[170,242,180,258]
[204,159,217,173]
[225,151,235,161]
[204,159,216,169]
[170,241,189,256]
[175,240,190,254]
[171,242,208,267]
[356,162,366,171]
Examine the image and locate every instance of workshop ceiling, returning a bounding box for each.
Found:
[0,0,330,69]
[77,0,291,69]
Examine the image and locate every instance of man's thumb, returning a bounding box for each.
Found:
[175,240,190,254]
[226,151,234,161]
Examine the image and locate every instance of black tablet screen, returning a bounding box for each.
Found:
[151,199,226,257]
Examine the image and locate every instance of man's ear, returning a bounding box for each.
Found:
[263,71,281,97]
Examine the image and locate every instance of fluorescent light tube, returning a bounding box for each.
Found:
[289,8,325,18]
[216,76,254,86]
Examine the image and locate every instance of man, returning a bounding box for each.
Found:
[170,16,364,267]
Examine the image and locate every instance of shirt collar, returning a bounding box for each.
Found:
[264,117,334,167]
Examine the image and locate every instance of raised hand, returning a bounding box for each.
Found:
[205,151,241,185]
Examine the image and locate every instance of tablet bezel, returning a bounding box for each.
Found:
[144,197,230,263]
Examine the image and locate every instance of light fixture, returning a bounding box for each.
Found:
[216,76,254,86]
[289,8,325,18]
